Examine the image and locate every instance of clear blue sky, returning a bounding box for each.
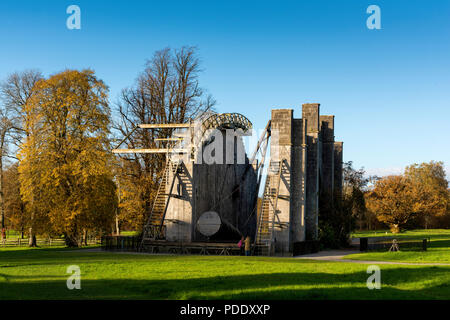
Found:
[0,0,449,178]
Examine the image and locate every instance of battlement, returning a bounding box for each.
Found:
[269,103,343,253]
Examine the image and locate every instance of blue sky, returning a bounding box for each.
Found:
[0,0,449,178]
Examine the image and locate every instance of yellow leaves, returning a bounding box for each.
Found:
[17,69,116,237]
[366,161,449,230]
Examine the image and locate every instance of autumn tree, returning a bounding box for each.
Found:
[3,163,26,238]
[0,70,43,245]
[366,175,419,233]
[114,47,215,230]
[0,107,13,240]
[18,69,117,246]
[404,161,448,228]
[366,161,449,232]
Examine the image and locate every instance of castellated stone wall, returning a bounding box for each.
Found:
[270,103,343,254]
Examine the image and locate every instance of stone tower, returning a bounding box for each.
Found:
[270,110,307,254]
[269,103,343,255]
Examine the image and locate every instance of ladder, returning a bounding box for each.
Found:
[254,160,282,256]
[140,158,180,248]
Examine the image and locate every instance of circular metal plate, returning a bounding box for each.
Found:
[197,211,221,237]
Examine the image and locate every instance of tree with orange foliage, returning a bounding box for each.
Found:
[3,164,27,238]
[366,175,418,233]
[404,161,448,228]
[18,69,117,246]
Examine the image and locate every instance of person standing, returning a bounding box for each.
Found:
[244,236,251,256]
[237,236,244,256]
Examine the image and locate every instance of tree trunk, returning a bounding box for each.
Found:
[28,226,37,247]
[64,233,79,247]
[390,224,400,234]
[115,212,120,236]
[82,229,88,246]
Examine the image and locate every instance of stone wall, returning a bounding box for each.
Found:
[291,118,307,244]
[320,115,335,202]
[270,109,293,254]
[302,103,320,241]
[333,141,344,198]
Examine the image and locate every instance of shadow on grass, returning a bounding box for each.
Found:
[0,267,448,300]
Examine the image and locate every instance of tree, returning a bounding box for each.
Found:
[404,161,448,228]
[114,46,215,230]
[0,109,13,240]
[343,161,373,228]
[319,161,373,248]
[18,69,117,246]
[3,163,27,237]
[0,70,43,245]
[366,175,419,233]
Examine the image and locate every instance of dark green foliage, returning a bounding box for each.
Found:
[319,162,372,249]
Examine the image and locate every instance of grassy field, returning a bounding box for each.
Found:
[0,247,449,300]
[347,229,450,263]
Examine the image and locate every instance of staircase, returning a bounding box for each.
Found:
[140,158,179,248]
[254,161,282,256]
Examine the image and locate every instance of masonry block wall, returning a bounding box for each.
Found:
[302,103,320,241]
[320,115,335,201]
[333,142,343,198]
[270,109,294,254]
[291,118,307,245]
[270,103,343,255]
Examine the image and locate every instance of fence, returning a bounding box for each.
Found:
[101,235,243,255]
[0,237,101,247]
[101,235,141,251]
[359,237,428,251]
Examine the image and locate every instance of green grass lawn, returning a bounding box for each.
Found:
[0,247,449,300]
[347,229,450,263]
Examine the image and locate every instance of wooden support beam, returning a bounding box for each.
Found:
[172,133,190,137]
[112,148,188,154]
[138,123,191,129]
[154,138,183,141]
[250,120,271,164]
[113,126,138,149]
